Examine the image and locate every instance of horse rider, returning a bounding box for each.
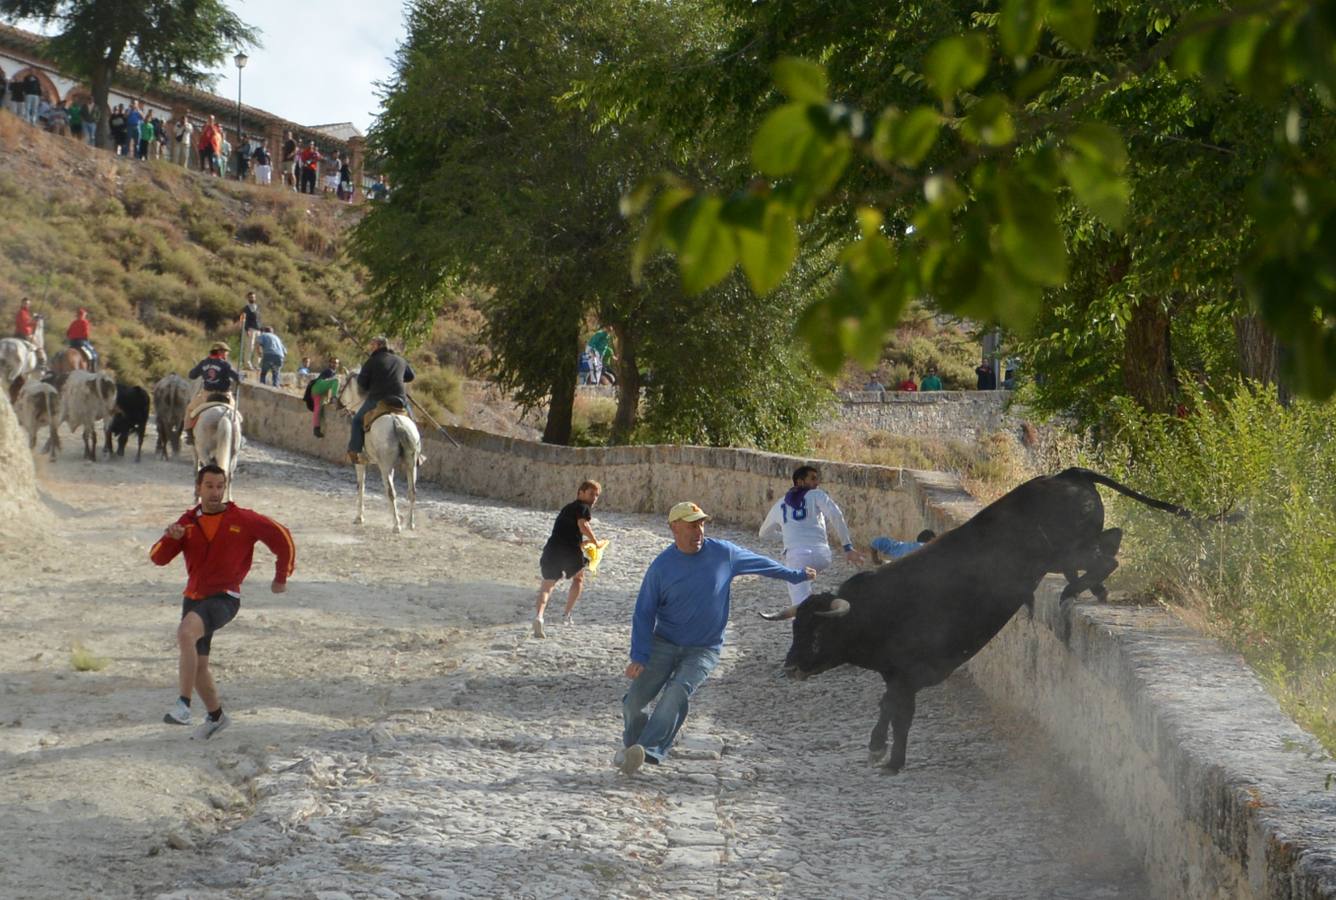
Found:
[66,307,99,371]
[14,297,35,340]
[184,341,243,443]
[347,335,414,464]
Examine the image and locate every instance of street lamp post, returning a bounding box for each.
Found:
[234,50,248,180]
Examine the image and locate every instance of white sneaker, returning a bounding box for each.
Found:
[613,744,645,775]
[562,613,574,626]
[191,712,230,740]
[532,617,546,639]
[163,698,191,726]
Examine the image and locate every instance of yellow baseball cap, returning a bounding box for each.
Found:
[668,501,710,524]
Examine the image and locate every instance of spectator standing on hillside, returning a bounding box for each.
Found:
[587,326,615,385]
[897,373,919,391]
[323,153,340,195]
[8,75,24,117]
[199,115,222,176]
[975,362,996,390]
[369,175,389,201]
[66,99,81,140]
[109,104,127,155]
[220,135,232,176]
[125,101,143,159]
[252,141,271,185]
[256,326,286,386]
[82,101,99,145]
[298,141,321,194]
[22,71,41,125]
[339,156,353,202]
[47,100,68,136]
[863,373,886,392]
[615,502,816,773]
[173,114,193,166]
[758,464,864,617]
[281,131,298,190]
[920,368,943,391]
[236,139,250,182]
[237,292,261,369]
[66,307,98,371]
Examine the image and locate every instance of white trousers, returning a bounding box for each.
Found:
[784,544,833,604]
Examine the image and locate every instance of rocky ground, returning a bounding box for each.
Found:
[1,426,1151,899]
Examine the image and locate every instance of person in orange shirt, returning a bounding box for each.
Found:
[14,296,34,339]
[150,465,295,739]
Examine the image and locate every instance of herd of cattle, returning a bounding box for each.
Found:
[13,371,192,464]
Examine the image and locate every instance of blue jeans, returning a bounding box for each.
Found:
[622,635,720,762]
[260,354,283,386]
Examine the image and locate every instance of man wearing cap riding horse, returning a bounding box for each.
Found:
[183,342,243,441]
[613,501,816,775]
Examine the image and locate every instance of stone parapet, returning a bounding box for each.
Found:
[830,389,1022,441]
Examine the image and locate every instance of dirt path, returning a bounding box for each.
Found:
[2,429,1150,899]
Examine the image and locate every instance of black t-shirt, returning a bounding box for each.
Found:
[253,146,269,165]
[282,139,297,161]
[546,500,590,552]
[240,303,259,330]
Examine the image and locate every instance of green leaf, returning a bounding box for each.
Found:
[995,172,1068,286]
[773,57,829,104]
[924,34,990,105]
[872,106,940,167]
[1066,122,1128,170]
[736,202,798,295]
[961,95,1016,146]
[752,103,818,176]
[1047,0,1094,51]
[664,195,737,294]
[632,185,694,283]
[1000,0,1047,59]
[1061,123,1130,229]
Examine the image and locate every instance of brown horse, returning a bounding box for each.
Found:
[51,346,90,378]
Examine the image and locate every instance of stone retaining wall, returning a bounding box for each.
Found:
[831,389,1022,441]
[240,382,1336,899]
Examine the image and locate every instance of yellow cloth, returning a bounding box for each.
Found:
[581,539,610,576]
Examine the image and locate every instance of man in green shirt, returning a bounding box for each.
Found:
[586,326,615,385]
[920,368,943,391]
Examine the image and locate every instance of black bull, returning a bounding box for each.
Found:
[765,467,1237,775]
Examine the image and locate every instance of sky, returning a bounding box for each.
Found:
[15,1,408,135]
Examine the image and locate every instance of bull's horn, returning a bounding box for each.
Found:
[758,605,798,622]
[815,597,851,618]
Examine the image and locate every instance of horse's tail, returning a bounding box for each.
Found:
[392,414,420,467]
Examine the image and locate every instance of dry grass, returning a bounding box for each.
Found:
[811,428,1037,502]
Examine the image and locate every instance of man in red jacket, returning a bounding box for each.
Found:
[65,307,98,371]
[14,296,34,339]
[150,464,295,739]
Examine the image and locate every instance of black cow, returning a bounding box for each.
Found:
[767,467,1236,775]
[103,384,150,462]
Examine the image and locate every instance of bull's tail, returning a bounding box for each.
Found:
[1073,468,1243,523]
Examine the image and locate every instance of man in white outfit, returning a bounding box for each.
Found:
[759,465,866,617]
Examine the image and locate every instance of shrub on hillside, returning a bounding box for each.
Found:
[121,183,155,218]
[407,366,463,424]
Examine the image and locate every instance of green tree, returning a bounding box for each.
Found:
[1,0,258,149]
[354,0,831,447]
[627,0,1336,402]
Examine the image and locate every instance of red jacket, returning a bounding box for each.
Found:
[15,307,33,338]
[150,503,295,600]
[67,317,89,341]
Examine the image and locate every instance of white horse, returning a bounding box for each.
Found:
[0,314,46,398]
[193,403,242,500]
[338,371,421,533]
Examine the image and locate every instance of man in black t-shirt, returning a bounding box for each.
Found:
[281,130,298,190]
[533,480,602,638]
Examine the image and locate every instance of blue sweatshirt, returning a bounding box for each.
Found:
[629,538,809,664]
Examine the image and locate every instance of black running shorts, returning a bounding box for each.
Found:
[539,544,584,581]
[181,593,240,656]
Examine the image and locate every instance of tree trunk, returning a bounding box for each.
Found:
[610,321,640,443]
[1122,295,1176,413]
[90,54,118,151]
[1234,313,1291,405]
[543,362,576,445]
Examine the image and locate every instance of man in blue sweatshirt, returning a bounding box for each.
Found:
[616,501,816,774]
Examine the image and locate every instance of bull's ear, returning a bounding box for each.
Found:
[758,605,797,622]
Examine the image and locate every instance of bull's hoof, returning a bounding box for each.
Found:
[868,749,887,765]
